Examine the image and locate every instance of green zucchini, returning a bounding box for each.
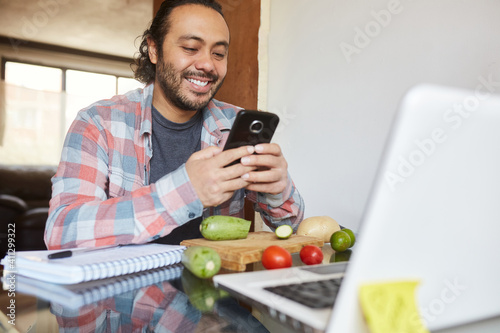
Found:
[200,215,251,241]
[182,246,221,279]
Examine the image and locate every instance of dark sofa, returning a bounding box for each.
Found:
[0,165,56,257]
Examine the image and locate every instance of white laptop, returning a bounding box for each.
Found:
[213,84,500,332]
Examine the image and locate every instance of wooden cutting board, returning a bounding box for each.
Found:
[180,231,324,271]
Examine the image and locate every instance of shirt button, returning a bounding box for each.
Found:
[188,212,195,219]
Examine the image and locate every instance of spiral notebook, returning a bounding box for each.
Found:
[4,263,184,309]
[1,243,185,284]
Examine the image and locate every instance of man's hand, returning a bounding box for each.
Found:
[186,146,256,207]
[240,143,289,194]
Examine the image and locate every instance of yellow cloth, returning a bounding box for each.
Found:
[359,280,429,333]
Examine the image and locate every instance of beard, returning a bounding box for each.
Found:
[155,56,225,112]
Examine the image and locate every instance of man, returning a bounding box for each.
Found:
[45,0,304,249]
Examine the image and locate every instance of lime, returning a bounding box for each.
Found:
[342,228,356,248]
[275,225,293,239]
[330,230,351,252]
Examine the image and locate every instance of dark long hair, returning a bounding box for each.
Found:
[133,0,224,84]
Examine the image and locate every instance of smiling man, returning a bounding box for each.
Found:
[45,0,305,249]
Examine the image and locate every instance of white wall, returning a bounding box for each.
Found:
[266,0,500,231]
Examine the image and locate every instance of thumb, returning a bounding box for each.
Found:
[190,146,223,160]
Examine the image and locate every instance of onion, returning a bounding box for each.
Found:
[296,216,341,242]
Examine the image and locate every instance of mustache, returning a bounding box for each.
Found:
[183,71,218,82]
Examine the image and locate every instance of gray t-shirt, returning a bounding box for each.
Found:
[149,106,203,184]
[149,106,204,245]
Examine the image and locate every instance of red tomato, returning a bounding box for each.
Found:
[261,245,292,270]
[299,245,324,265]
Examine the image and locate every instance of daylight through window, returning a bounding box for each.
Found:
[0,60,144,165]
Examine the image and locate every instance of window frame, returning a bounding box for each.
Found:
[1,57,140,95]
[0,36,138,88]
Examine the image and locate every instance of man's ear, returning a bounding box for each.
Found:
[147,36,158,64]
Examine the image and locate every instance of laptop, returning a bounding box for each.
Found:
[213,84,500,332]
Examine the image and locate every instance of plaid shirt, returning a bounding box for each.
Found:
[45,83,304,249]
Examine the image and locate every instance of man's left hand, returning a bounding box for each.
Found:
[240,143,288,194]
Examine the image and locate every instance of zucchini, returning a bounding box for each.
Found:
[182,246,221,279]
[200,215,251,241]
[275,224,293,239]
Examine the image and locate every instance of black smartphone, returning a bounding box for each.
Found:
[223,110,280,165]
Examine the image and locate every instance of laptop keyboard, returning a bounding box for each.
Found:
[264,277,343,308]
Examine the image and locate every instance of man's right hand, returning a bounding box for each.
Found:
[185,146,255,207]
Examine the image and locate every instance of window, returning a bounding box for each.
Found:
[0,60,144,166]
[5,62,62,92]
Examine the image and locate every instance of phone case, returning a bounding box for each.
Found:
[223,110,280,151]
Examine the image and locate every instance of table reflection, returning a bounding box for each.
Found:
[43,267,268,332]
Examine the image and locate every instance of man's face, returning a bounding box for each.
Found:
[150,4,229,112]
